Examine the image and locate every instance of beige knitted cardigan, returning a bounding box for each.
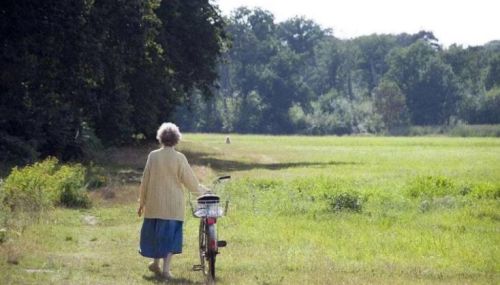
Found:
[139,147,205,221]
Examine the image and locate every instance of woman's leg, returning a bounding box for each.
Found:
[162,253,173,277]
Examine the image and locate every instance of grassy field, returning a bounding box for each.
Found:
[1,134,499,284]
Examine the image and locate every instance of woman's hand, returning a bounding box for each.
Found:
[137,205,144,217]
[199,184,210,194]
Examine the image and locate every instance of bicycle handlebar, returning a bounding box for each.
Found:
[190,175,231,216]
[217,175,231,181]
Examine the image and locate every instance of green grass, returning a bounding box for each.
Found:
[1,134,499,284]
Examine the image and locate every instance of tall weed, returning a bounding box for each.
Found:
[405,175,499,201]
[468,182,500,199]
[405,175,458,199]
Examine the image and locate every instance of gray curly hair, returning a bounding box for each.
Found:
[156,122,182,147]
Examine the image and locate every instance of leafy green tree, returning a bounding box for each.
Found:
[310,38,343,95]
[485,54,500,90]
[235,91,266,132]
[0,0,228,161]
[395,30,440,48]
[129,0,227,138]
[226,7,278,94]
[336,41,364,101]
[441,45,490,123]
[220,8,315,133]
[480,87,500,123]
[277,17,326,56]
[0,0,90,160]
[155,0,226,95]
[354,34,398,90]
[386,41,461,125]
[373,80,409,131]
[82,0,147,145]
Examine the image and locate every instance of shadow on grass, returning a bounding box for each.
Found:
[182,150,359,172]
[142,274,204,284]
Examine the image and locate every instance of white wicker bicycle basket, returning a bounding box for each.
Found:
[192,193,225,218]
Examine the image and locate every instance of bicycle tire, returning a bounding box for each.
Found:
[208,251,216,281]
[199,219,208,275]
[206,223,217,281]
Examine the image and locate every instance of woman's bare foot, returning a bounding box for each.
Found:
[148,261,161,275]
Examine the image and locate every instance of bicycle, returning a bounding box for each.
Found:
[190,176,230,283]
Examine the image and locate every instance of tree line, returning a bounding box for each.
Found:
[0,0,226,162]
[1,4,500,163]
[175,7,500,135]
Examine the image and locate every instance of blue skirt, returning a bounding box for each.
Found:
[139,218,183,258]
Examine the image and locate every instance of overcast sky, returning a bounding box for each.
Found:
[215,0,500,47]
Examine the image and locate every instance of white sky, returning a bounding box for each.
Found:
[214,0,500,47]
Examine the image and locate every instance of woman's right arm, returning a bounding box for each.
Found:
[179,154,207,195]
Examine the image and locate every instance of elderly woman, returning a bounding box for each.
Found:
[137,122,206,279]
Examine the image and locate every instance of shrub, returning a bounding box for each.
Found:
[52,165,91,208]
[2,158,91,212]
[2,158,58,212]
[291,177,364,213]
[405,175,458,199]
[324,190,363,212]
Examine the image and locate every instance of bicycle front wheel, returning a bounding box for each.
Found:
[206,223,217,282]
[199,219,208,276]
[208,251,216,281]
